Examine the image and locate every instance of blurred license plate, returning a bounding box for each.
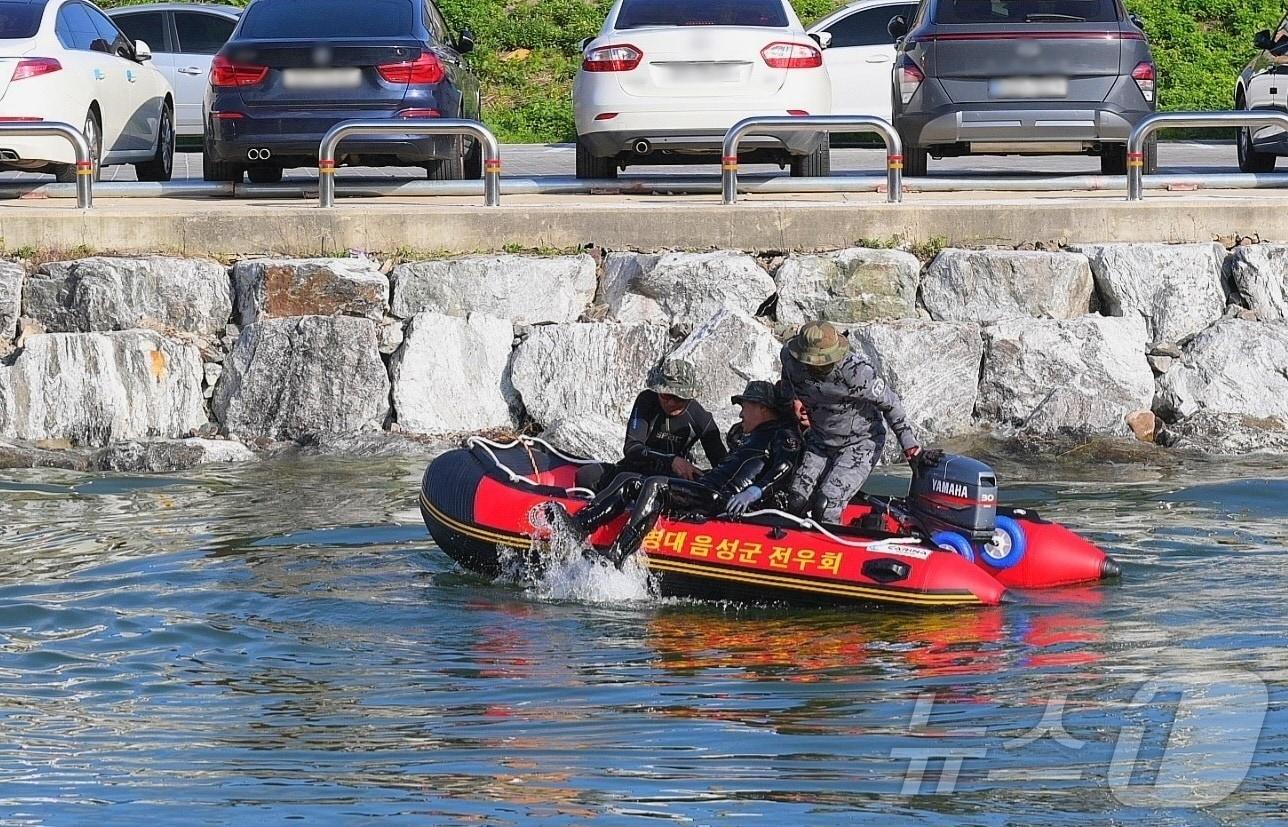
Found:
[990,77,1068,98]
[283,68,362,89]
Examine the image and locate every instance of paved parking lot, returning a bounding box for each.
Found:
[0,141,1238,184]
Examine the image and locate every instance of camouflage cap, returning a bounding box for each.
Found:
[647,359,702,400]
[731,380,781,409]
[787,320,851,367]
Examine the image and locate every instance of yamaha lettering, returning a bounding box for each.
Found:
[931,478,970,500]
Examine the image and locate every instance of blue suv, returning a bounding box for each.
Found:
[203,0,481,183]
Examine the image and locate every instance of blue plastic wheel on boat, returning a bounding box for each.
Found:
[977,515,1027,570]
[932,531,976,564]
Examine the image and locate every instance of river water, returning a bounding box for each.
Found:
[0,450,1284,825]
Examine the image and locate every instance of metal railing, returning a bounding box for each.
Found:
[318,118,501,207]
[1127,110,1288,200]
[721,115,903,204]
[0,122,94,208]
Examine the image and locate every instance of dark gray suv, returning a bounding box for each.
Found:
[889,0,1156,175]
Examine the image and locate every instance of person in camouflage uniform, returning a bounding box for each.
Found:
[779,321,922,523]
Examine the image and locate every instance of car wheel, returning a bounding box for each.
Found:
[789,137,831,178]
[463,137,483,180]
[202,135,243,183]
[575,138,617,179]
[54,109,101,183]
[247,166,283,184]
[1238,123,1277,173]
[1100,143,1128,175]
[903,146,928,177]
[427,136,465,180]
[135,104,175,182]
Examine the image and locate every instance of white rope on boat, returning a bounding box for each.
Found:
[464,435,599,496]
[733,507,930,551]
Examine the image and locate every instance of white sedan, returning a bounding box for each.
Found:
[808,0,920,122]
[0,0,175,181]
[573,0,832,179]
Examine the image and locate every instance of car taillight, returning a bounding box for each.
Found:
[761,42,822,69]
[397,108,441,118]
[210,55,268,87]
[1132,61,1155,103]
[582,44,642,72]
[899,61,925,105]
[378,53,445,84]
[11,58,61,81]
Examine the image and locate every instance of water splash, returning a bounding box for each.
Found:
[497,504,657,604]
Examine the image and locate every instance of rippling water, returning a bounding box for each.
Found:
[0,452,1285,825]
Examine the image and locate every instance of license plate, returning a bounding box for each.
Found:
[282,68,362,90]
[654,62,748,85]
[989,77,1068,99]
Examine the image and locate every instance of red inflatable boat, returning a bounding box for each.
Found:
[418,437,1121,610]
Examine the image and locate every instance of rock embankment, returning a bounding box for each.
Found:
[0,243,1284,471]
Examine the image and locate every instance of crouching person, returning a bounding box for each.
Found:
[552,381,802,567]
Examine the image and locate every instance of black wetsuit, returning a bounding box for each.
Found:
[572,418,803,564]
[575,390,728,490]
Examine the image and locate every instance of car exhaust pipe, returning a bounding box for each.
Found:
[247,148,272,161]
[633,140,650,155]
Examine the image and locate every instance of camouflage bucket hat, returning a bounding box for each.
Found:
[648,360,702,400]
[731,380,780,409]
[787,321,851,367]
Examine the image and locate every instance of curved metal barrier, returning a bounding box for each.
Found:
[1127,111,1288,200]
[0,122,94,208]
[318,118,501,207]
[721,115,903,204]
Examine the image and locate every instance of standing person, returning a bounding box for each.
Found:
[553,381,802,566]
[780,321,922,523]
[574,361,727,491]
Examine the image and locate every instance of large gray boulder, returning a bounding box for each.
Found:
[232,258,389,326]
[775,248,922,326]
[596,252,666,323]
[390,254,597,323]
[850,321,984,448]
[1156,319,1288,421]
[1071,243,1227,344]
[634,251,776,328]
[920,249,1094,322]
[389,312,517,434]
[664,307,781,431]
[0,262,21,355]
[540,413,624,463]
[213,316,391,440]
[977,315,1154,437]
[95,438,257,472]
[0,330,205,446]
[24,257,232,338]
[509,323,670,428]
[1226,245,1288,321]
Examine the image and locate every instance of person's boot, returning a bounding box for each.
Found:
[539,501,584,539]
[602,520,651,568]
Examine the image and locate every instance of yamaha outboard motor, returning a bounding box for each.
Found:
[909,454,998,542]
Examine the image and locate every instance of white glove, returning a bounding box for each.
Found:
[726,486,763,516]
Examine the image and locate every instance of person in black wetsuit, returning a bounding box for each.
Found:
[575,360,728,491]
[553,380,803,567]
